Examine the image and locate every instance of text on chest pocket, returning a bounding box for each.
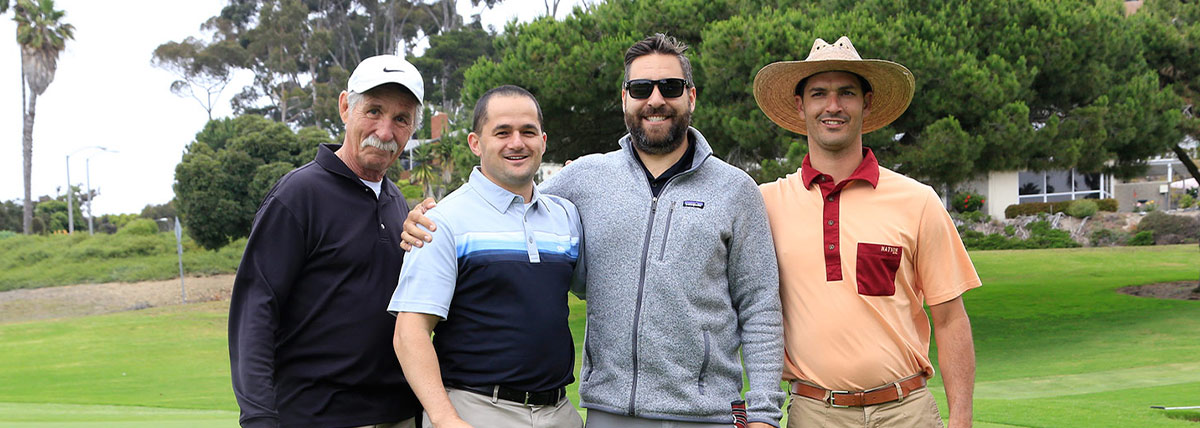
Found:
[855,242,902,296]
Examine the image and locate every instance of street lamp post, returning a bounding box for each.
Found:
[83,149,118,235]
[64,146,114,234]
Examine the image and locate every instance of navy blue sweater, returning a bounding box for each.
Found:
[229,144,419,428]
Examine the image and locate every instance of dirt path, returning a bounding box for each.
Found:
[0,274,235,324]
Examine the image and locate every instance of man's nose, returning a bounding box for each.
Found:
[825,95,847,114]
[374,126,395,144]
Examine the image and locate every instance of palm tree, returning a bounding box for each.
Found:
[12,0,74,234]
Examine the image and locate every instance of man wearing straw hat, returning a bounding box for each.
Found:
[754,37,980,427]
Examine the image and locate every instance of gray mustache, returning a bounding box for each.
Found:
[362,135,399,153]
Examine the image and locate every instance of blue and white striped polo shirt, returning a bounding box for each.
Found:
[388,167,583,391]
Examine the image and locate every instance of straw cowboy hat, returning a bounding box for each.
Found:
[753,36,915,135]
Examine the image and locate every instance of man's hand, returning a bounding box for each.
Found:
[400,198,438,251]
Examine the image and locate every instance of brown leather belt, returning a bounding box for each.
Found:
[790,375,926,407]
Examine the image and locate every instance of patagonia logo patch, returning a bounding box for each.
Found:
[683,200,705,209]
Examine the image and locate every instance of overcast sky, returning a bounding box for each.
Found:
[0,0,581,216]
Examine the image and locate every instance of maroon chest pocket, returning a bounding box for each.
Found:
[856,242,902,296]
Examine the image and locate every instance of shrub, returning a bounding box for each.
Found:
[1003,225,1016,236]
[1128,230,1155,246]
[1066,199,1098,218]
[953,210,991,224]
[117,219,160,236]
[961,220,1081,250]
[1089,228,1127,246]
[1179,194,1196,209]
[1137,211,1199,244]
[1095,198,1118,212]
[952,192,986,213]
[1005,198,1117,218]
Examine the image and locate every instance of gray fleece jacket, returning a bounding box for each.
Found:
[542,127,784,426]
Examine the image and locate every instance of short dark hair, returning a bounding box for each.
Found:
[794,71,873,97]
[623,33,694,85]
[472,85,544,133]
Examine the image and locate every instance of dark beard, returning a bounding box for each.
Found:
[625,105,691,155]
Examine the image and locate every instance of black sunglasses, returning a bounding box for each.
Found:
[623,78,690,99]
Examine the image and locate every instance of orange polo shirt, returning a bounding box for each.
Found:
[759,149,981,391]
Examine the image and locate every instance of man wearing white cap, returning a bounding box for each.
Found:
[229,55,425,428]
[754,37,980,428]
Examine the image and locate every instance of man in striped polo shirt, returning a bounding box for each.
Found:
[389,85,584,428]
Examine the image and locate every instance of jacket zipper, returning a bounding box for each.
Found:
[629,195,658,415]
[627,147,711,416]
[657,202,676,262]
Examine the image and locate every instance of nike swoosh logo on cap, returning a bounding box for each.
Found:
[383,68,407,72]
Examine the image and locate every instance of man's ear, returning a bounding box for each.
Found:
[467,133,482,156]
[687,86,697,113]
[863,91,874,118]
[794,94,805,116]
[339,91,351,123]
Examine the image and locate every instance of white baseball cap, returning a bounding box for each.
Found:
[347,55,424,104]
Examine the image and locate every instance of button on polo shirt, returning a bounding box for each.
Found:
[799,149,880,281]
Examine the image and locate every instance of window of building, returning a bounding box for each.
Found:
[1017,169,1111,204]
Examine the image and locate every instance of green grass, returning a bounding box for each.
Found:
[930,245,1200,427]
[0,233,243,291]
[0,245,1197,426]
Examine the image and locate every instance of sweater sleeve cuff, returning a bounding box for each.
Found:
[748,418,781,428]
[240,416,280,428]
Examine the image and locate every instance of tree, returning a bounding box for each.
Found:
[151,37,240,120]
[464,0,1184,191]
[156,0,504,135]
[410,23,495,113]
[462,0,747,162]
[174,115,331,249]
[11,0,74,235]
[1134,0,1200,184]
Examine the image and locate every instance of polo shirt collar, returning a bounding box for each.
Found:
[315,143,398,198]
[800,147,880,189]
[468,166,542,214]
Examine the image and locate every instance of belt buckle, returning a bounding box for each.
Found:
[827,390,850,408]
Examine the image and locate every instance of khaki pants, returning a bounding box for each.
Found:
[787,387,943,428]
[351,417,417,428]
[422,387,584,428]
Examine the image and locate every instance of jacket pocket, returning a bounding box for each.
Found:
[855,242,902,296]
[658,202,676,262]
[697,329,710,395]
[582,330,595,382]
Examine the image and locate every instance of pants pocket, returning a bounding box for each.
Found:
[855,242,902,296]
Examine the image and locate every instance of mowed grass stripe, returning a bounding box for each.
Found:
[0,402,237,422]
[968,362,1200,400]
[0,301,235,410]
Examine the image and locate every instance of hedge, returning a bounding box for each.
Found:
[1005,198,1117,218]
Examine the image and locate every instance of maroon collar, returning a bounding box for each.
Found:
[800,148,881,189]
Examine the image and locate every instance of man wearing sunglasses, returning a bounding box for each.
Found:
[402,34,784,428]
